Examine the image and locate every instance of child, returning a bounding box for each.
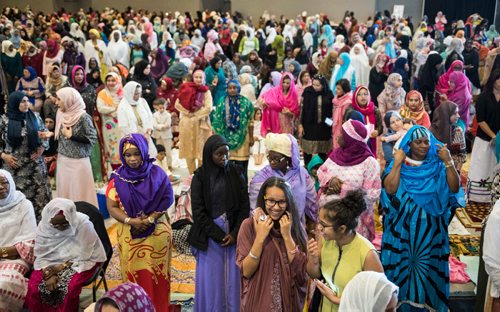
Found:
[152,98,173,169]
[307,154,324,192]
[252,108,266,165]
[381,112,412,163]
[154,144,180,183]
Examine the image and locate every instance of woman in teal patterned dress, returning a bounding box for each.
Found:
[381,126,464,311]
[211,79,254,181]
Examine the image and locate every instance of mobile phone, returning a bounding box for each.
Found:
[324,117,333,126]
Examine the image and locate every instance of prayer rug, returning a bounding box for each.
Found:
[449,235,480,257]
[456,201,492,229]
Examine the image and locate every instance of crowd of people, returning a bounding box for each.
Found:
[0,4,500,312]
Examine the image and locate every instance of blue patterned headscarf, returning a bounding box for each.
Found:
[224,80,241,131]
[381,126,465,217]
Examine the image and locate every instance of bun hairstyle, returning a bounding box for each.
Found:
[322,189,366,232]
[256,177,307,251]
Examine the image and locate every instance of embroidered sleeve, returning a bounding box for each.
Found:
[15,239,35,264]
[362,159,382,204]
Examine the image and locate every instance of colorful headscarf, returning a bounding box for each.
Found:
[400,90,426,123]
[54,87,86,139]
[329,119,374,166]
[95,282,155,311]
[70,65,88,92]
[111,134,173,239]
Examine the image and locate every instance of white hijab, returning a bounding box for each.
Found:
[69,23,85,41]
[266,27,277,46]
[0,170,36,248]
[34,198,106,272]
[107,30,130,67]
[349,43,370,86]
[339,271,399,312]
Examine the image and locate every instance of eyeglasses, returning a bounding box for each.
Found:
[317,220,334,230]
[264,197,287,209]
[267,155,286,163]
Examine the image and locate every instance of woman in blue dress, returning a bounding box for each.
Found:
[204,55,227,106]
[380,126,464,311]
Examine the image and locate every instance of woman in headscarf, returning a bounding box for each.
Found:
[378,73,406,119]
[329,52,356,94]
[117,81,156,157]
[204,29,224,62]
[0,169,37,311]
[391,56,410,93]
[467,69,500,203]
[444,71,472,127]
[70,65,105,182]
[191,29,206,50]
[150,48,169,81]
[90,282,154,311]
[0,92,51,222]
[238,73,257,105]
[317,119,381,241]
[1,40,23,93]
[61,39,86,76]
[107,30,130,69]
[298,75,333,166]
[204,55,227,106]
[352,85,384,155]
[249,133,318,226]
[306,51,321,77]
[331,79,353,149]
[106,134,173,311]
[462,39,481,93]
[260,72,299,136]
[188,135,249,312]
[349,43,370,87]
[333,34,346,52]
[435,60,465,107]
[319,24,335,49]
[239,29,260,59]
[22,42,44,80]
[399,90,431,128]
[247,50,263,76]
[97,72,124,171]
[369,53,390,107]
[131,60,158,108]
[295,70,311,101]
[51,87,98,206]
[237,176,308,311]
[45,62,70,95]
[84,29,109,74]
[163,40,176,64]
[381,126,463,311]
[418,52,444,112]
[26,198,106,312]
[307,189,383,312]
[174,70,213,173]
[443,38,464,71]
[430,101,467,173]
[41,39,63,77]
[339,271,398,311]
[271,34,285,71]
[212,80,254,181]
[15,66,45,113]
[69,22,85,45]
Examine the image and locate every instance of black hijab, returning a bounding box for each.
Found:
[7,91,40,152]
[301,76,333,124]
[133,60,151,80]
[420,53,443,90]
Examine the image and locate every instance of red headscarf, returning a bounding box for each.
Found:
[157,77,179,113]
[45,39,60,58]
[177,70,209,112]
[352,86,377,154]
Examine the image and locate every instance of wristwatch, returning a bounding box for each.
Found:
[1,247,8,258]
[148,216,155,224]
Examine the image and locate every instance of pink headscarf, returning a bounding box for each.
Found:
[55,87,87,139]
[329,119,374,166]
[143,22,154,44]
[435,60,464,106]
[447,71,472,126]
[260,73,299,136]
[332,90,353,149]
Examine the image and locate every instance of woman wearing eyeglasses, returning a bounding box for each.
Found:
[237,176,308,311]
[249,133,318,228]
[306,189,383,312]
[188,135,250,312]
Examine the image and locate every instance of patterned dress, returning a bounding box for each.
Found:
[96,89,122,167]
[317,157,381,242]
[0,115,52,222]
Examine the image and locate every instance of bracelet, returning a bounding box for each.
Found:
[1,247,8,258]
[288,246,298,255]
[148,216,155,224]
[444,161,454,168]
[248,251,259,260]
[124,217,131,225]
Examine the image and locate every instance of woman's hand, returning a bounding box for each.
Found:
[253,208,273,242]
[279,212,292,238]
[326,177,343,195]
[314,279,340,305]
[297,124,304,138]
[31,146,45,161]
[1,153,20,169]
[148,211,164,221]
[129,217,151,232]
[46,275,58,292]
[61,126,73,139]
[220,234,235,247]
[393,149,406,165]
[436,144,452,163]
[38,131,54,140]
[307,238,320,265]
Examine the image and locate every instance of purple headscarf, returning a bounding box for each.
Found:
[150,49,169,80]
[111,134,173,239]
[329,119,374,166]
[249,134,318,223]
[95,282,155,311]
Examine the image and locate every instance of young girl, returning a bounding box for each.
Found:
[332,79,353,149]
[252,108,266,165]
[399,90,431,128]
[381,112,406,163]
[430,101,467,173]
[351,86,383,155]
